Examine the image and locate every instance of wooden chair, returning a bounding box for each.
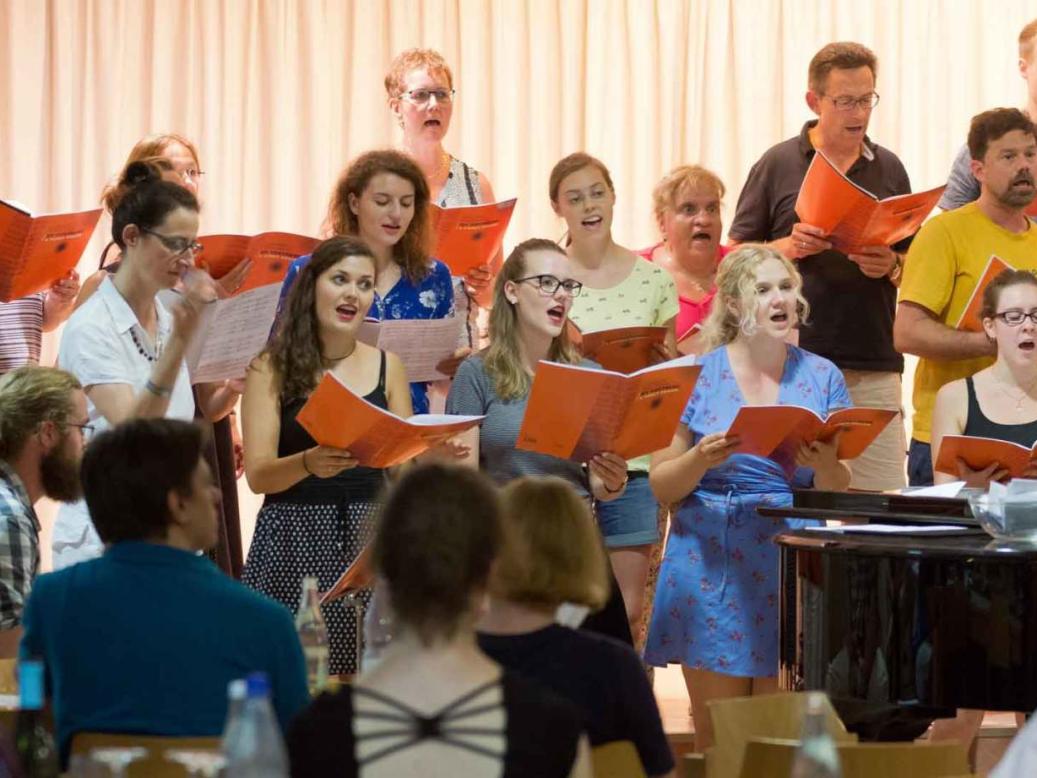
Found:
[0,658,17,695]
[69,733,222,777]
[591,740,647,778]
[704,692,857,778]
[737,737,971,778]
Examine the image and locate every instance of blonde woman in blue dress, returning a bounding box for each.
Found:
[645,245,851,751]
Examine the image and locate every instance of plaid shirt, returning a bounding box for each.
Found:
[0,460,40,628]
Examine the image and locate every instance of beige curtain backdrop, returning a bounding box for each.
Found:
[2,0,1034,567]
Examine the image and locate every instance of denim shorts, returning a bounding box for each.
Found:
[595,473,660,548]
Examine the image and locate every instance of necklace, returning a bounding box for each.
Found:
[994,369,1037,411]
[129,327,163,363]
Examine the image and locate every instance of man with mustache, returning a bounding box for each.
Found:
[895,108,1037,486]
[0,366,87,653]
[938,19,1037,212]
[729,41,913,493]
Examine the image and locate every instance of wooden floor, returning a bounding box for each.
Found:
[652,664,1017,776]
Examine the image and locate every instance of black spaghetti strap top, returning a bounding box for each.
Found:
[963,376,1037,446]
[264,354,388,504]
[286,670,583,778]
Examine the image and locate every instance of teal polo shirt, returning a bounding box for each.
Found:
[20,542,309,761]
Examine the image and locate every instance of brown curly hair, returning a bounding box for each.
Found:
[264,236,378,401]
[325,150,432,284]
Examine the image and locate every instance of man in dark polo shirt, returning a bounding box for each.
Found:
[729,41,912,492]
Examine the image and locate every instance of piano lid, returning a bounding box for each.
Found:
[757,489,979,527]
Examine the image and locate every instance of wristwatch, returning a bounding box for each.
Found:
[888,253,904,282]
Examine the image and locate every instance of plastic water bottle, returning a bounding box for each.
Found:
[790,692,842,778]
[296,576,330,694]
[222,672,288,777]
[15,659,58,777]
[220,679,247,753]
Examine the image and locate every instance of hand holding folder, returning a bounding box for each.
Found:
[0,200,102,301]
[296,371,484,468]
[794,151,943,255]
[725,405,897,460]
[516,355,701,462]
[935,434,1037,479]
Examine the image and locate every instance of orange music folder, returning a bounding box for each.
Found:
[428,199,516,276]
[934,434,1036,478]
[954,255,1012,332]
[0,200,102,301]
[795,151,943,254]
[569,323,668,373]
[296,371,484,468]
[726,405,897,460]
[195,232,319,294]
[516,355,701,462]
[321,545,374,605]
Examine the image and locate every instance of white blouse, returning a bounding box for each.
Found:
[52,276,194,568]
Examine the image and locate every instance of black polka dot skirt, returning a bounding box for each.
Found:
[242,499,379,675]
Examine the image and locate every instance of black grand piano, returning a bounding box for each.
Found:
[763,490,1037,740]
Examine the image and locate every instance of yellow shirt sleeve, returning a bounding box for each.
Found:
[900,216,957,318]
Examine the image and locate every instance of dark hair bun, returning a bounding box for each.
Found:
[122,160,163,188]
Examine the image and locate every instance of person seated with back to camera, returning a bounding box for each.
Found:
[477,475,675,778]
[288,463,592,778]
[19,418,308,765]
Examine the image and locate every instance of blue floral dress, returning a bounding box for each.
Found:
[644,344,850,676]
[277,255,455,413]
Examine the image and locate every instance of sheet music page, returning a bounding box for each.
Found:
[185,284,281,383]
[373,316,464,382]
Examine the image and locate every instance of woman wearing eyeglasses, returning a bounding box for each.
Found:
[78,133,250,304]
[549,152,679,641]
[445,238,632,645]
[384,49,500,305]
[77,134,249,576]
[931,268,1037,487]
[52,161,235,569]
[927,270,1037,778]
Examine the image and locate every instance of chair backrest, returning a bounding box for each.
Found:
[707,692,855,778]
[736,737,971,778]
[591,740,647,778]
[69,732,222,778]
[0,658,17,695]
[836,741,970,778]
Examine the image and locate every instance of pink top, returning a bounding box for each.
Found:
[637,242,731,339]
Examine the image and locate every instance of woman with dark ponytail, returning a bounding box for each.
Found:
[53,160,235,568]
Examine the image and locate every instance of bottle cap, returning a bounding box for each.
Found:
[18,659,45,710]
[227,678,247,701]
[805,691,826,713]
[246,672,270,699]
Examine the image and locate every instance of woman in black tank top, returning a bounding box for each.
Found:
[930,268,1037,487]
[241,237,412,676]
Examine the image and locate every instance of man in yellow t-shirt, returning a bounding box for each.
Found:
[895,107,1037,486]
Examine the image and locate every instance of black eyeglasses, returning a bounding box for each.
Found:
[140,227,202,257]
[515,274,583,297]
[65,422,95,436]
[994,309,1037,326]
